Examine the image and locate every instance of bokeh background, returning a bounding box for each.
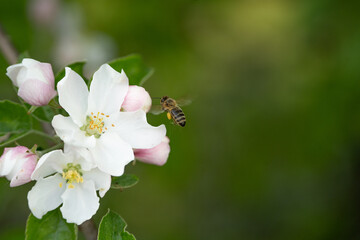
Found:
[1,0,360,239]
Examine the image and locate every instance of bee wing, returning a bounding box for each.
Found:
[149,104,164,115]
[176,98,192,107]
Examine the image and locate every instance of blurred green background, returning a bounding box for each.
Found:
[1,0,360,239]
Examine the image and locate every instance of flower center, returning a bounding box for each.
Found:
[80,112,114,138]
[61,163,83,189]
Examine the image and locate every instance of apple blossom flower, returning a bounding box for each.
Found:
[122,85,152,112]
[28,150,111,225]
[0,146,37,187]
[6,58,57,106]
[134,137,170,166]
[52,64,166,176]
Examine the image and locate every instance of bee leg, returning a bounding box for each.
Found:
[167,112,172,120]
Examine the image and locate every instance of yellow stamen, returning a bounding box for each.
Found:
[59,182,63,188]
[68,184,75,189]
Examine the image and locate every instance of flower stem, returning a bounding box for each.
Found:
[38,142,63,156]
[30,130,59,143]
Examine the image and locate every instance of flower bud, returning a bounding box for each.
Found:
[122,86,152,112]
[0,146,37,187]
[134,137,170,166]
[6,58,57,106]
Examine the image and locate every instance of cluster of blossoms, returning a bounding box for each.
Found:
[0,58,170,224]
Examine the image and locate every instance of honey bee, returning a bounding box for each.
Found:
[160,96,186,127]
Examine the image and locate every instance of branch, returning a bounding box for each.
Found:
[0,23,18,65]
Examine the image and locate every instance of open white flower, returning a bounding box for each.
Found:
[52,64,166,176]
[28,150,111,225]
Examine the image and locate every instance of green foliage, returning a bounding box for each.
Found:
[98,210,135,240]
[32,105,56,122]
[25,209,77,240]
[0,100,32,134]
[55,61,87,86]
[108,54,153,86]
[111,174,139,190]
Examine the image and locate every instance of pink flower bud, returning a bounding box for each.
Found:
[0,146,37,187]
[6,58,57,106]
[134,137,170,166]
[122,86,152,112]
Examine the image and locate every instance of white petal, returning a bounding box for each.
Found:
[60,180,99,225]
[90,132,134,176]
[83,168,111,198]
[27,174,65,219]
[113,110,166,149]
[6,63,23,86]
[88,64,128,115]
[57,67,89,126]
[52,115,96,148]
[63,145,95,171]
[31,150,67,180]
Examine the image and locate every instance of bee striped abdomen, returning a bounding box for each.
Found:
[170,108,186,127]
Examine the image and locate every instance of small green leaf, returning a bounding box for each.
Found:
[98,209,136,240]
[0,100,32,134]
[25,209,77,240]
[111,174,139,190]
[108,54,153,86]
[55,61,87,86]
[32,105,56,122]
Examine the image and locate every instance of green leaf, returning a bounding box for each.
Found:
[98,209,136,240]
[108,54,154,86]
[32,105,56,122]
[55,61,87,86]
[111,174,139,190]
[0,100,32,134]
[25,209,77,240]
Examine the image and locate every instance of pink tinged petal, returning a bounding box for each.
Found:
[31,150,68,180]
[28,174,66,219]
[113,110,166,149]
[0,146,28,176]
[60,180,99,225]
[88,64,129,115]
[90,132,134,176]
[57,67,89,126]
[134,137,170,166]
[52,115,96,148]
[18,79,57,106]
[122,86,152,112]
[83,168,111,198]
[10,153,37,187]
[38,62,55,87]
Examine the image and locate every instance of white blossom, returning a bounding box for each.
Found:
[52,64,166,176]
[28,150,110,225]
